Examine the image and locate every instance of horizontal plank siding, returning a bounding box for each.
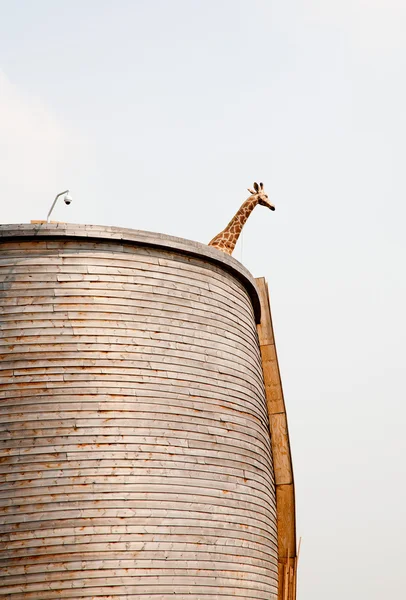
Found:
[0,225,278,599]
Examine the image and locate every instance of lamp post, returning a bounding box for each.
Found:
[46,190,72,223]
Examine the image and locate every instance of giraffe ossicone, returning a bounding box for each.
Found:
[208,182,275,256]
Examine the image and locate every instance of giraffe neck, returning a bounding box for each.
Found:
[223,196,258,250]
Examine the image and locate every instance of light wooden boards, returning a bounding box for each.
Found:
[0,224,262,323]
[0,232,278,599]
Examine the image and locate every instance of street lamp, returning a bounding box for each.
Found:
[46,190,73,223]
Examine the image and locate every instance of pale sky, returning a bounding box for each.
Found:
[1,1,405,598]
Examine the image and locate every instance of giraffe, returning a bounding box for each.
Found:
[208,182,275,256]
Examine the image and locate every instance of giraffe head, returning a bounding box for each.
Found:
[247,182,275,211]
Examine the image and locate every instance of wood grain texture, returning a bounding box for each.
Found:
[256,278,297,600]
[0,227,277,599]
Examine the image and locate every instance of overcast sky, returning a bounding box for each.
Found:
[1,1,405,598]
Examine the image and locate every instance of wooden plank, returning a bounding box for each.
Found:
[275,485,296,558]
[258,343,285,414]
[256,277,297,600]
[270,414,293,486]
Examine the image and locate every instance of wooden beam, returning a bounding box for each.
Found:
[256,277,297,600]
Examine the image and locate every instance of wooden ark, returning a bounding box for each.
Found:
[0,224,296,599]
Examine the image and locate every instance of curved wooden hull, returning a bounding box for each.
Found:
[0,225,278,599]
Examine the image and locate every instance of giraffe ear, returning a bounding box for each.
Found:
[253,182,259,192]
[247,188,256,195]
[259,182,264,189]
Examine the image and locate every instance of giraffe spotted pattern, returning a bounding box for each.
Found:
[208,182,275,256]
